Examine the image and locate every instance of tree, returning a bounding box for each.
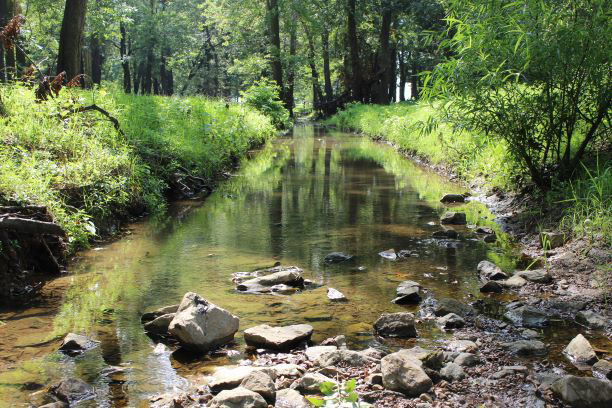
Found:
[57,0,88,79]
[425,0,611,189]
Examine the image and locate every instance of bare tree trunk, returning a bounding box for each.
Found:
[90,34,102,85]
[304,25,322,113]
[286,17,297,117]
[142,49,153,94]
[322,27,333,103]
[120,22,131,93]
[266,0,284,103]
[160,47,173,96]
[388,46,397,102]
[373,7,393,104]
[411,63,419,100]
[347,0,362,102]
[398,51,406,101]
[57,0,88,80]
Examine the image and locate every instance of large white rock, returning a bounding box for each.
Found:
[381,351,433,397]
[209,387,267,408]
[244,324,313,350]
[168,292,239,352]
[563,334,598,365]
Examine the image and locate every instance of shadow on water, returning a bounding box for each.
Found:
[0,124,606,406]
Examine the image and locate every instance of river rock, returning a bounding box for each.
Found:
[373,312,417,338]
[143,313,175,334]
[502,274,527,288]
[440,194,465,203]
[398,347,443,370]
[483,234,497,243]
[291,373,336,394]
[379,249,397,260]
[271,284,299,295]
[240,370,276,403]
[360,347,387,361]
[515,269,552,284]
[551,375,612,408]
[48,379,94,404]
[576,310,607,329]
[381,351,433,396]
[168,292,239,352]
[434,298,474,317]
[440,212,467,225]
[437,313,465,329]
[141,304,179,323]
[479,280,503,293]
[237,267,304,293]
[563,334,598,365]
[209,367,263,393]
[315,349,378,367]
[440,362,466,382]
[504,305,549,328]
[209,387,267,408]
[38,403,68,408]
[447,340,478,353]
[432,229,458,239]
[592,359,612,380]
[477,261,508,280]
[304,345,337,361]
[475,227,494,235]
[275,388,309,408]
[327,288,347,301]
[540,231,565,249]
[504,340,547,356]
[393,280,422,304]
[58,333,97,355]
[324,252,353,264]
[244,324,313,350]
[454,352,479,367]
[270,364,305,379]
[397,250,418,258]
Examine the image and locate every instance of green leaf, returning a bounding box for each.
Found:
[306,397,325,407]
[345,379,356,393]
[319,381,335,396]
[346,391,358,403]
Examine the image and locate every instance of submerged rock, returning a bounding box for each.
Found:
[592,359,612,380]
[209,387,267,408]
[143,313,175,334]
[551,375,612,408]
[504,305,549,328]
[324,252,353,264]
[58,333,98,355]
[504,340,547,356]
[576,310,607,329]
[440,194,465,203]
[477,261,508,280]
[434,298,474,317]
[379,249,397,260]
[141,304,179,323]
[432,229,458,239]
[440,212,467,225]
[244,324,313,350]
[381,351,433,397]
[327,288,347,301]
[236,267,304,293]
[168,292,239,352]
[563,334,598,365]
[48,379,94,405]
[393,280,422,304]
[373,312,417,338]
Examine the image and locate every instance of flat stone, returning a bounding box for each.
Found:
[374,312,417,338]
[504,306,549,328]
[576,310,607,329]
[304,345,337,362]
[327,288,347,301]
[440,212,467,225]
[504,340,547,356]
[237,267,304,293]
[379,249,397,260]
[275,388,309,408]
[592,359,612,380]
[447,340,478,353]
[551,375,612,408]
[393,281,422,304]
[477,261,508,280]
[381,351,433,397]
[434,298,474,317]
[501,274,527,288]
[208,366,262,393]
[209,387,267,408]
[315,349,377,367]
[516,269,552,284]
[563,334,598,365]
[141,304,179,323]
[437,313,465,329]
[143,313,175,334]
[244,324,313,351]
[440,362,465,382]
[480,280,503,293]
[269,364,304,379]
[440,194,465,203]
[240,370,275,402]
[324,252,353,264]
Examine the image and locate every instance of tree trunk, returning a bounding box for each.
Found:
[388,46,397,102]
[57,0,88,80]
[398,51,406,101]
[1,0,26,81]
[160,47,173,96]
[266,0,284,103]
[142,49,153,94]
[90,34,102,85]
[120,22,131,93]
[411,63,419,100]
[286,17,297,117]
[347,0,362,102]
[322,27,333,103]
[304,25,322,113]
[373,7,393,104]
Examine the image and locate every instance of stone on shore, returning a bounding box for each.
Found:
[504,340,547,356]
[240,370,276,403]
[304,345,337,362]
[440,212,467,225]
[275,388,309,408]
[447,340,478,353]
[327,288,347,301]
[504,305,549,328]
[168,292,239,352]
[437,313,465,329]
[324,252,353,264]
[434,298,474,317]
[515,269,552,284]
[381,351,433,397]
[398,347,444,370]
[373,312,417,338]
[576,310,607,329]
[440,194,465,203]
[477,261,508,280]
[592,359,612,380]
[315,349,378,367]
[58,333,98,355]
[540,231,565,249]
[551,375,612,408]
[479,280,503,293]
[393,280,422,304]
[236,267,304,293]
[440,362,466,382]
[563,334,598,365]
[244,324,313,350]
[209,387,267,408]
[502,275,527,288]
[291,373,336,394]
[454,353,479,367]
[208,367,264,393]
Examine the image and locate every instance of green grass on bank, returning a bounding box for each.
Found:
[0,84,275,250]
[327,102,611,246]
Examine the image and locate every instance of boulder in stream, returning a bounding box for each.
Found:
[504,305,549,328]
[373,312,417,338]
[563,334,598,365]
[434,298,474,317]
[141,304,179,323]
[236,266,304,293]
[479,280,503,293]
[477,261,508,280]
[393,280,422,304]
[244,324,313,350]
[48,378,94,405]
[437,313,465,329]
[379,249,397,260]
[440,194,465,203]
[168,292,239,352]
[327,288,347,301]
[143,313,175,334]
[592,359,612,380]
[58,333,98,355]
[440,212,467,225]
[575,310,607,329]
[324,252,353,264]
[515,269,552,284]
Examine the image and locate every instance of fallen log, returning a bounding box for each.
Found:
[0,216,65,236]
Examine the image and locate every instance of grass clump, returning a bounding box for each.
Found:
[0,84,275,251]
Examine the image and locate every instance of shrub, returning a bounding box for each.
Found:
[241,79,290,129]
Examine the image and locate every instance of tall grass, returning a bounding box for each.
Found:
[0,84,275,250]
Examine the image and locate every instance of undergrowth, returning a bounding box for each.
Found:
[0,84,275,251]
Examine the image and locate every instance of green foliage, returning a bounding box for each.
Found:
[241,79,290,129]
[424,0,611,189]
[307,379,367,407]
[0,84,275,251]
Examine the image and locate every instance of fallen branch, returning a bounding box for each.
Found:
[61,104,125,136]
[0,216,65,236]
